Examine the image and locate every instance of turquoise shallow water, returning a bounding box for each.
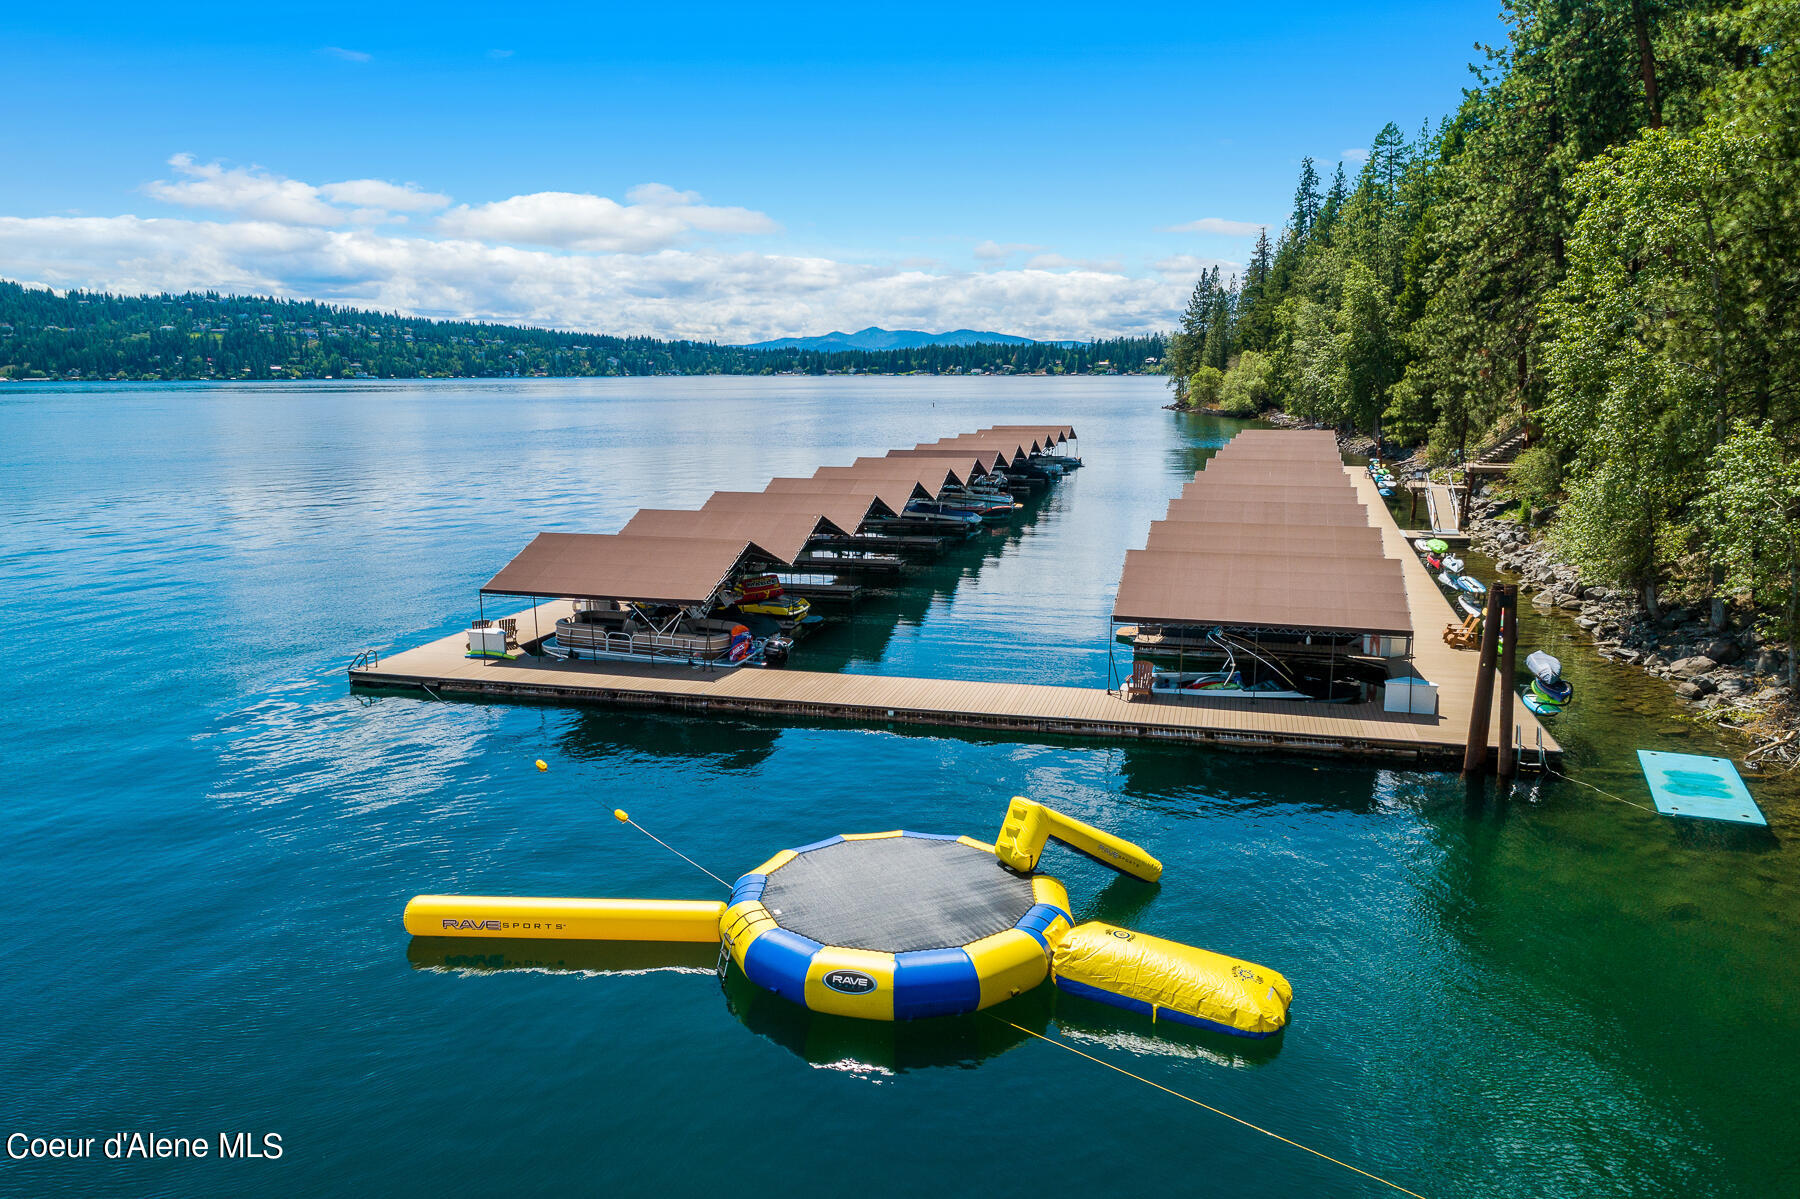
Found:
[1,377,1796,1198]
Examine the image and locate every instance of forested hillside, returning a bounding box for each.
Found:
[1166,0,1798,639]
[0,284,1161,381]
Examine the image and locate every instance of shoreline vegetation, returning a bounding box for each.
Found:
[0,282,1162,382]
[1159,0,1798,768]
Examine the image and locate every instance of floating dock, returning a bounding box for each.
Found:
[350,467,1559,768]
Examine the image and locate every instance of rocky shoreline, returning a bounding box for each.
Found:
[1465,487,1796,767]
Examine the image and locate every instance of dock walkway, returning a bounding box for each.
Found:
[350,468,1557,768]
[1424,482,1464,534]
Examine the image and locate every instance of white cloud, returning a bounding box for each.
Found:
[1341,148,1368,164]
[145,155,452,227]
[146,154,346,226]
[0,214,1184,341]
[1024,253,1124,273]
[323,46,371,63]
[1162,217,1266,236]
[437,186,778,252]
[1152,254,1241,279]
[319,179,450,213]
[972,240,1043,261]
[3,154,1191,341]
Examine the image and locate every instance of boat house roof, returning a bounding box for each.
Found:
[1112,430,1411,639]
[701,489,884,537]
[482,533,761,605]
[764,475,923,519]
[619,507,834,566]
[1113,548,1412,636]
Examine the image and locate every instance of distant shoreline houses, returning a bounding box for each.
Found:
[0,283,1165,383]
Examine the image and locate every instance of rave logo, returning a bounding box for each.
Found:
[823,970,877,995]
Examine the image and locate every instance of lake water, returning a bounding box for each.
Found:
[2,377,1795,1198]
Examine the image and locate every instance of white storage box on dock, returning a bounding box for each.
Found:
[467,626,509,656]
[1361,633,1411,658]
[1383,671,1438,715]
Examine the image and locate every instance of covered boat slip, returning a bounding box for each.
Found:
[1162,499,1375,527]
[469,424,1078,665]
[354,452,1559,768]
[1143,521,1386,555]
[620,508,843,566]
[1113,430,1413,699]
[482,533,762,605]
[1113,550,1410,638]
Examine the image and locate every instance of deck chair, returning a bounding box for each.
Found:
[1443,614,1480,649]
[1120,660,1155,702]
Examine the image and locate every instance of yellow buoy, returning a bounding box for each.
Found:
[535,759,548,771]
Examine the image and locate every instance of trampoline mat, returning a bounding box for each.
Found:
[761,836,1035,953]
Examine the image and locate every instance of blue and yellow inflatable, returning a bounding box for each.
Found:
[406,798,1292,1039]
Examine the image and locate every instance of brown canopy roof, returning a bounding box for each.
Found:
[1142,520,1386,555]
[917,436,1030,465]
[814,460,965,492]
[1198,461,1357,482]
[1178,480,1365,504]
[982,424,1075,445]
[1207,430,1340,459]
[619,507,829,565]
[702,489,879,537]
[885,447,1009,475]
[483,533,757,604]
[1112,549,1410,635]
[765,475,920,519]
[1113,429,1410,638]
[1161,499,1373,526]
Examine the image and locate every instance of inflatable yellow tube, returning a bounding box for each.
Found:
[993,798,1163,882]
[404,896,725,942]
[1050,921,1291,1038]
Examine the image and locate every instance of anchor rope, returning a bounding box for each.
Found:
[1541,764,1657,813]
[615,815,731,889]
[990,1017,1427,1198]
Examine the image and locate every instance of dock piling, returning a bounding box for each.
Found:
[1495,584,1519,782]
[1461,587,1502,778]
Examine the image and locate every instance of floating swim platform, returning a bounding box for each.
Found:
[408,798,1291,1038]
[1637,750,1766,826]
[723,830,1072,1020]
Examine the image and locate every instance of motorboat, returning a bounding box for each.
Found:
[1424,552,1443,569]
[1442,554,1465,573]
[933,490,1019,517]
[1437,569,1458,589]
[545,603,755,666]
[1146,628,1316,702]
[721,575,813,623]
[1458,594,1484,617]
[1414,538,1435,554]
[904,498,985,524]
[1149,670,1312,702]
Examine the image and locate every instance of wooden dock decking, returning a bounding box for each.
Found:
[348,467,1558,768]
[1423,482,1465,534]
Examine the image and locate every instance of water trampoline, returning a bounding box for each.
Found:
[406,797,1293,1039]
[723,831,1073,1020]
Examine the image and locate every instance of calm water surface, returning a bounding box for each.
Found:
[2,377,1795,1198]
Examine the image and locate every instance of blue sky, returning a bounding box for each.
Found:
[1,1,1504,340]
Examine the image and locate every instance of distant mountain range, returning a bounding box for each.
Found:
[742,326,1051,351]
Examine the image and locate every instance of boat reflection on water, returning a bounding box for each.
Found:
[723,967,1044,1074]
[408,934,1283,1073]
[406,936,719,977]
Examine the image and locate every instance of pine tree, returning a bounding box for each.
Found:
[1289,158,1322,240]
